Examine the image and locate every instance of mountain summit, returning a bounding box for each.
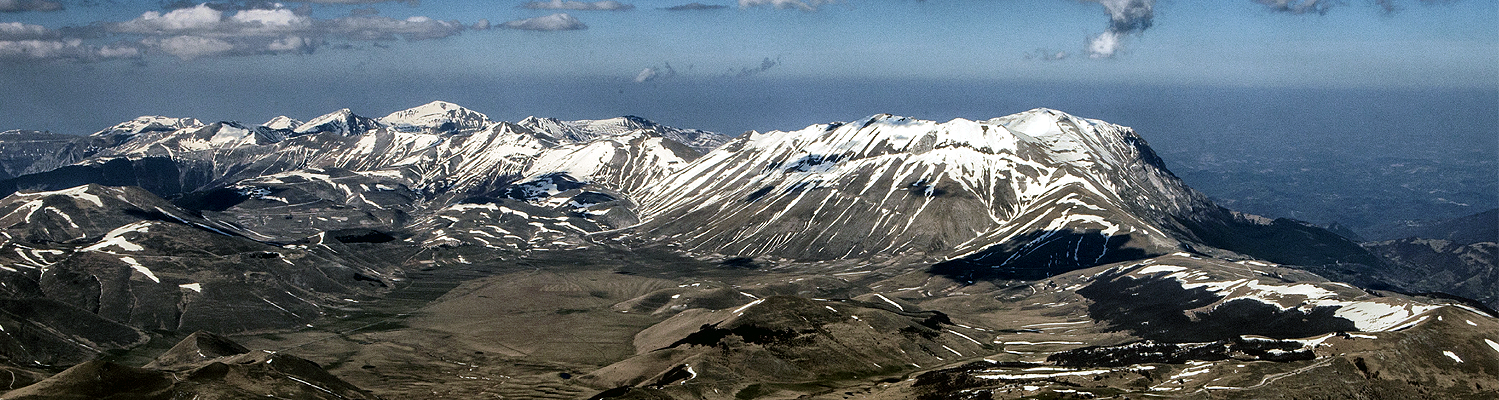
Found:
[379,101,493,134]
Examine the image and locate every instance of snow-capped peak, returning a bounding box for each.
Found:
[379,101,491,134]
[91,116,204,137]
[292,108,382,137]
[261,116,303,131]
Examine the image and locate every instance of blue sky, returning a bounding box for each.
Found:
[0,0,1495,136]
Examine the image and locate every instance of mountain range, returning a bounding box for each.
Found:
[0,101,1490,399]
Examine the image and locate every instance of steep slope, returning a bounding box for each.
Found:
[292,108,383,137]
[0,130,106,181]
[631,110,1205,266]
[0,184,404,365]
[630,109,1380,279]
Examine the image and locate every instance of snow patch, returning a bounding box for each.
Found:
[1442,351,1463,363]
[119,256,158,283]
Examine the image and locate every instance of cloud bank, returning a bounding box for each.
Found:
[0,3,483,62]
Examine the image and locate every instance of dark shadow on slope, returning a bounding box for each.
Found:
[1179,213,1381,267]
[0,157,191,200]
[929,230,1151,282]
[783,154,843,173]
[1077,268,1357,342]
[743,185,774,202]
[172,187,251,212]
[502,173,587,201]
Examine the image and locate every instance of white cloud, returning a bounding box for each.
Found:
[635,63,676,82]
[0,21,53,40]
[1080,0,1153,59]
[0,23,139,62]
[4,42,139,62]
[327,15,466,40]
[738,0,835,12]
[266,35,311,52]
[500,13,587,31]
[1086,31,1123,59]
[521,0,634,11]
[230,8,312,28]
[0,0,62,13]
[82,4,464,60]
[145,35,235,59]
[118,4,226,33]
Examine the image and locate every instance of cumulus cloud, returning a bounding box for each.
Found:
[95,3,467,59]
[520,0,633,11]
[664,2,726,10]
[326,15,465,40]
[0,2,487,62]
[143,35,234,59]
[500,13,587,31]
[0,0,61,12]
[1080,0,1152,59]
[730,57,777,77]
[635,62,676,82]
[738,0,835,12]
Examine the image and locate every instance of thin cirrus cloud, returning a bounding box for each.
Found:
[635,62,676,82]
[0,3,477,62]
[1078,0,1460,58]
[0,0,62,13]
[520,0,634,11]
[500,13,586,31]
[729,57,777,77]
[663,2,727,10]
[738,0,835,12]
